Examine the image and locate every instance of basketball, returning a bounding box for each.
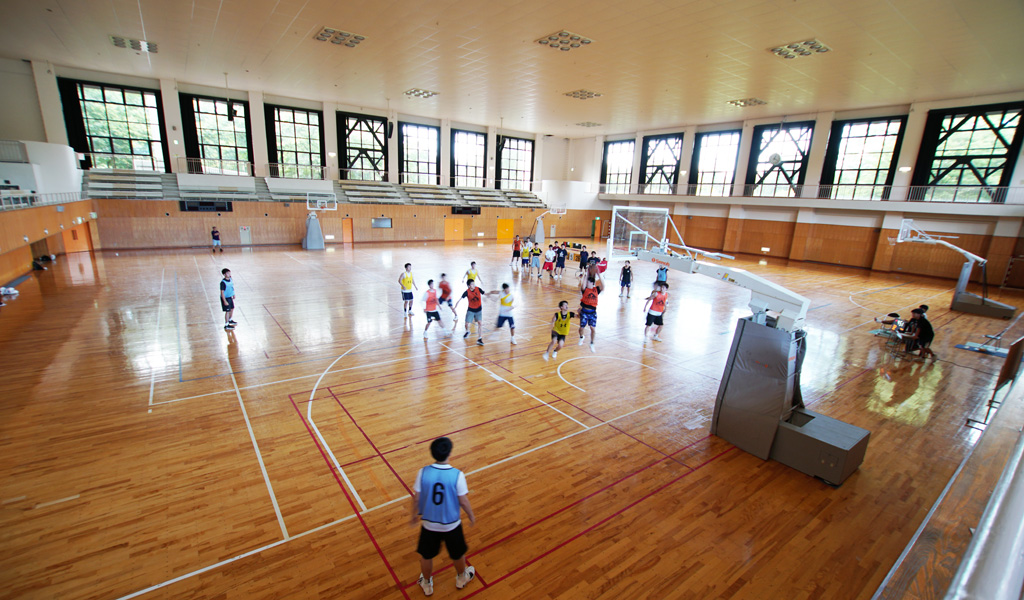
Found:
[588,264,599,278]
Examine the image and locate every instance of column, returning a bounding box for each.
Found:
[800,111,834,198]
[440,118,451,186]
[629,132,643,194]
[678,125,697,194]
[732,121,756,197]
[30,61,67,145]
[159,79,185,173]
[323,103,339,179]
[888,103,929,200]
[249,91,270,178]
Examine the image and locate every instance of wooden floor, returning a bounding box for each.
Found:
[1,239,1022,600]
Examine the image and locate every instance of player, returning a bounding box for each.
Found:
[655,265,669,287]
[220,268,236,330]
[530,244,543,277]
[578,245,589,275]
[542,301,574,361]
[399,263,418,315]
[411,437,477,595]
[463,261,482,287]
[438,273,458,323]
[422,279,443,339]
[554,242,568,280]
[510,235,522,269]
[577,267,603,352]
[642,282,669,341]
[542,245,555,280]
[211,227,222,253]
[619,261,633,297]
[521,239,532,271]
[493,283,517,345]
[454,279,486,346]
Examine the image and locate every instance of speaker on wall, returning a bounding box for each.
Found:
[386,121,395,139]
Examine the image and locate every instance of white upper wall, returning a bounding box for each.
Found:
[0,58,46,142]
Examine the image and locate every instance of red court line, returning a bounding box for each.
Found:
[289,398,411,600]
[459,446,738,598]
[329,389,414,496]
[263,304,301,353]
[402,433,712,589]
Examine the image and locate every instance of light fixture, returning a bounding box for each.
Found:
[769,39,831,59]
[328,151,337,158]
[314,27,366,48]
[536,30,593,52]
[576,122,602,127]
[405,88,439,99]
[898,166,912,173]
[726,98,767,108]
[110,35,158,53]
[564,89,602,100]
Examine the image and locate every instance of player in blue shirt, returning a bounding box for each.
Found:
[220,268,236,330]
[410,437,477,595]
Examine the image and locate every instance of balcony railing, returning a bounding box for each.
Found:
[178,157,253,176]
[0,190,84,212]
[599,182,1020,204]
[266,163,327,180]
[338,166,388,182]
[0,140,29,163]
[82,153,165,172]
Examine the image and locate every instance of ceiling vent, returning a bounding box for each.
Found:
[536,30,593,52]
[314,27,366,47]
[405,88,439,99]
[726,98,767,108]
[564,89,603,100]
[769,40,830,59]
[576,122,602,128]
[110,35,158,53]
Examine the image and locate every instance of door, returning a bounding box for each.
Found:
[239,226,252,245]
[593,218,602,241]
[342,218,354,243]
[549,223,556,238]
[61,223,93,253]
[496,218,514,240]
[444,218,464,241]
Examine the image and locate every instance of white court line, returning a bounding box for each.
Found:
[439,341,588,428]
[33,494,80,509]
[841,287,955,334]
[556,356,656,393]
[193,255,220,324]
[148,268,165,406]
[231,372,289,540]
[1,496,26,504]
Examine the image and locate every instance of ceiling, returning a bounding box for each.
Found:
[1,0,1022,137]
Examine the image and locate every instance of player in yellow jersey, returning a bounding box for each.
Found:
[542,301,574,361]
[398,262,418,315]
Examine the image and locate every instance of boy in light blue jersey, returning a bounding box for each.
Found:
[219,268,236,330]
[410,437,477,595]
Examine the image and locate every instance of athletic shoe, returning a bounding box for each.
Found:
[578,336,585,346]
[464,331,470,339]
[619,293,624,297]
[476,339,484,346]
[229,320,237,324]
[224,324,234,330]
[590,343,596,353]
[456,566,476,590]
[552,351,558,359]
[453,315,459,323]
[510,337,517,345]
[653,335,662,342]
[542,352,549,361]
[418,574,433,596]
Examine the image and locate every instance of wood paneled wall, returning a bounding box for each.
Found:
[802,223,881,269]
[727,219,795,258]
[0,201,95,256]
[0,245,31,286]
[670,215,728,252]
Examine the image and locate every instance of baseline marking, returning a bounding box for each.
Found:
[556,355,656,393]
[148,268,166,406]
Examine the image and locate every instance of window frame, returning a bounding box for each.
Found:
[337,111,389,181]
[639,133,684,194]
[495,135,535,190]
[264,104,326,179]
[450,129,487,188]
[911,101,1024,202]
[57,77,171,172]
[178,92,254,175]
[688,130,742,197]
[600,139,636,194]
[398,122,441,185]
[818,115,907,200]
[744,121,816,197]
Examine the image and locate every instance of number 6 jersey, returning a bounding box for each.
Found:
[415,464,469,531]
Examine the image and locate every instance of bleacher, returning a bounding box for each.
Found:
[505,189,546,208]
[403,184,462,206]
[460,188,508,207]
[85,170,163,199]
[336,179,405,204]
[176,173,257,201]
[265,177,335,202]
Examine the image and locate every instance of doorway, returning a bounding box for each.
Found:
[61,223,93,253]
[239,226,252,245]
[496,218,514,240]
[342,218,354,243]
[444,218,464,241]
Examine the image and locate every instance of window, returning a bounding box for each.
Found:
[451,130,486,187]
[689,131,741,196]
[639,134,683,194]
[912,102,1024,202]
[601,140,635,194]
[399,123,440,184]
[820,117,905,200]
[266,105,324,178]
[745,122,815,197]
[57,79,168,171]
[179,94,252,175]
[496,136,534,190]
[338,112,387,181]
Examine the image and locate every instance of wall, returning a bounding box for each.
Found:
[0,200,96,284]
[0,58,46,142]
[0,246,32,286]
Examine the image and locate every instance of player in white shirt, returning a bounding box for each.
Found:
[493,283,517,345]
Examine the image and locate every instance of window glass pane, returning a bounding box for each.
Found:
[273,106,322,178]
[498,137,534,190]
[749,124,814,197]
[452,130,486,187]
[75,82,165,170]
[693,131,740,196]
[602,140,635,194]
[640,134,682,194]
[826,117,903,199]
[401,123,440,185]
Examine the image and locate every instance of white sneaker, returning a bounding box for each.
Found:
[590,343,596,353]
[578,337,585,346]
[510,337,517,345]
[542,352,549,361]
[653,335,662,342]
[456,566,476,590]
[552,351,558,359]
[418,574,433,596]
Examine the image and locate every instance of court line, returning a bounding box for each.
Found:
[148,268,165,406]
[193,255,220,324]
[328,389,413,496]
[175,271,183,383]
[556,355,656,393]
[840,287,955,334]
[231,371,288,540]
[263,304,301,353]
[439,341,588,428]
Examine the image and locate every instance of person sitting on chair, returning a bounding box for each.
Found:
[903,308,936,360]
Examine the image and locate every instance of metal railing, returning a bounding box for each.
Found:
[338,166,388,182]
[177,157,253,176]
[0,140,29,163]
[0,190,84,212]
[82,153,165,172]
[265,163,327,180]
[599,182,1020,204]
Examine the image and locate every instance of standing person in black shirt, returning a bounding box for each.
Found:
[905,308,936,359]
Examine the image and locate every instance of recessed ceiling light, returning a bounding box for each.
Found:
[564,89,603,100]
[405,88,439,99]
[576,122,602,127]
[315,27,366,48]
[770,39,831,59]
[109,35,157,53]
[726,97,767,108]
[536,30,593,52]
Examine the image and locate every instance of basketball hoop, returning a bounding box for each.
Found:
[306,192,338,211]
[550,207,567,215]
[887,236,898,246]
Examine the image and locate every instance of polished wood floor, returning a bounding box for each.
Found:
[1,239,1022,600]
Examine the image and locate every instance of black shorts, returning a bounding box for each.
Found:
[551,331,566,342]
[426,311,441,322]
[221,297,234,312]
[512,250,521,258]
[417,524,468,560]
[556,259,566,268]
[646,313,664,326]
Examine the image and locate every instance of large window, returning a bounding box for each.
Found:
[745,122,815,197]
[689,131,741,196]
[399,123,440,184]
[451,130,486,187]
[820,117,905,200]
[57,79,168,171]
[601,140,635,194]
[912,102,1024,202]
[639,133,683,194]
[179,94,252,175]
[338,112,387,181]
[266,105,324,179]
[497,136,534,190]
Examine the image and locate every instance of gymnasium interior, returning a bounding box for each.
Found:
[1,1,1023,598]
